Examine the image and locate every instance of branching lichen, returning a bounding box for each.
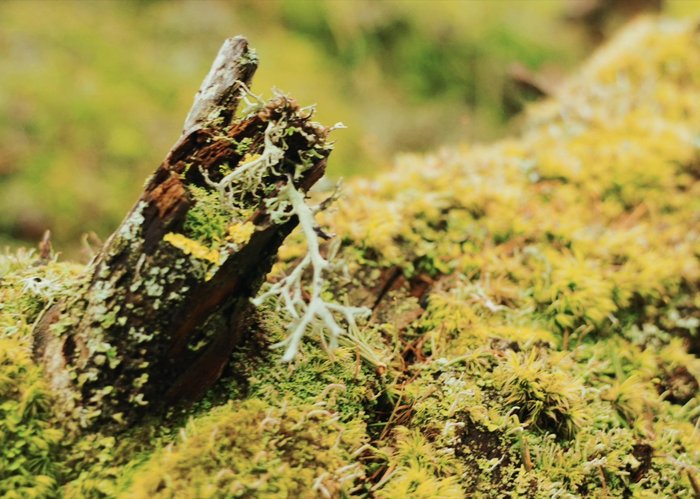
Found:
[200,120,285,210]
[253,178,370,361]
[4,17,700,498]
[195,82,370,361]
[200,84,299,211]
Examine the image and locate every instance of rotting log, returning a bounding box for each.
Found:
[32,36,333,429]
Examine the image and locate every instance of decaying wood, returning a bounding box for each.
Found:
[181,36,257,136]
[32,37,332,429]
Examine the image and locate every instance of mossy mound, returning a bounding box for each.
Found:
[1,16,700,498]
[0,251,82,497]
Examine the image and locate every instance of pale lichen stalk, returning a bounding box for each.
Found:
[252,178,370,361]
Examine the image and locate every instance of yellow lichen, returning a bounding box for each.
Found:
[226,221,255,246]
[3,15,700,498]
[241,152,262,164]
[163,232,220,265]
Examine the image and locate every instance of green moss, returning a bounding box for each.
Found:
[0,250,82,496]
[126,399,367,498]
[3,16,700,498]
[182,185,237,248]
[0,337,64,497]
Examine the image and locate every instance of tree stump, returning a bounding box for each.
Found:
[32,37,334,429]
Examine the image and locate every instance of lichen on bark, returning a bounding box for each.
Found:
[1,16,700,498]
[31,37,337,430]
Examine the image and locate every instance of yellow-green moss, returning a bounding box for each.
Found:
[0,250,82,497]
[126,399,368,498]
[2,15,700,498]
[325,16,700,497]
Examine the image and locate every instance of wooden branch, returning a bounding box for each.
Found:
[32,37,332,430]
[181,36,257,135]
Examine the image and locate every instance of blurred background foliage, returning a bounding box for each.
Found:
[1,0,698,256]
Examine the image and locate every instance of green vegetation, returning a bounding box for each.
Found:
[4,0,699,255]
[0,251,81,497]
[0,0,606,254]
[1,8,700,499]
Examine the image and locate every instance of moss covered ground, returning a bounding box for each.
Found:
[1,16,700,498]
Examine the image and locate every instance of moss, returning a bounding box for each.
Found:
[374,427,465,498]
[0,250,82,496]
[321,17,700,496]
[3,15,700,498]
[181,185,237,249]
[0,337,64,497]
[245,331,382,422]
[126,399,368,498]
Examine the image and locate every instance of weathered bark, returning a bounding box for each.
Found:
[32,37,332,429]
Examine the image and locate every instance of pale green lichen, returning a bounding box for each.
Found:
[252,180,370,362]
[116,201,147,242]
[1,16,700,498]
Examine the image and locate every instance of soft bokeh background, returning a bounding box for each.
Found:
[1,0,698,257]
